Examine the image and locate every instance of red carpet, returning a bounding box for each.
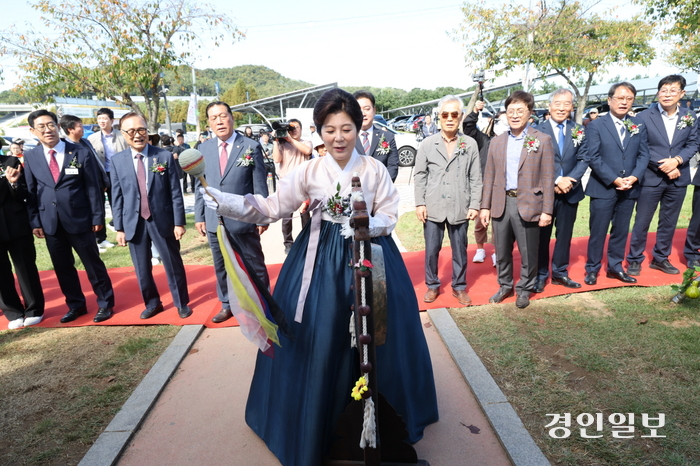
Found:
[0,231,690,331]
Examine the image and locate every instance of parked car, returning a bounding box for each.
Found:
[373,121,419,167]
[408,115,425,133]
[373,115,388,126]
[389,115,411,131]
[235,123,273,139]
[0,136,38,153]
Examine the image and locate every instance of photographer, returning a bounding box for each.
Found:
[272,119,312,254]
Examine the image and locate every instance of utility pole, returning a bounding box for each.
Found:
[160,72,172,135]
[192,67,200,134]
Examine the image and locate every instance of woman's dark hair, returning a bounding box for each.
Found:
[313,88,363,131]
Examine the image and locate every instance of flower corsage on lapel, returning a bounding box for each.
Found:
[454,136,471,156]
[323,182,351,220]
[68,156,82,168]
[150,158,167,175]
[375,134,390,155]
[571,125,585,147]
[677,114,695,130]
[523,135,540,153]
[623,119,641,136]
[236,147,255,167]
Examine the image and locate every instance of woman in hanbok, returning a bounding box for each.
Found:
[202,88,438,466]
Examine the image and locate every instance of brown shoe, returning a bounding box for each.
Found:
[423,288,439,303]
[211,309,233,323]
[452,289,472,306]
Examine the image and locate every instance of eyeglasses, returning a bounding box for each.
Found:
[32,122,57,131]
[208,113,230,122]
[121,127,149,137]
[506,109,528,117]
[440,111,461,120]
[659,88,683,96]
[611,96,635,103]
[551,102,573,109]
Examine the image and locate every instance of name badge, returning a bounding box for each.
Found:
[65,168,79,175]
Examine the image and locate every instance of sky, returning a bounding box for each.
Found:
[0,0,681,95]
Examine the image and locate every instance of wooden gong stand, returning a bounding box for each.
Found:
[325,176,429,466]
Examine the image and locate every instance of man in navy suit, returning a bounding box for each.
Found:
[534,89,589,293]
[23,109,115,323]
[195,102,269,324]
[353,90,399,182]
[627,75,699,275]
[111,112,191,319]
[583,82,650,285]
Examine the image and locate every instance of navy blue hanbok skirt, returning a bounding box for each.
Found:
[245,221,439,466]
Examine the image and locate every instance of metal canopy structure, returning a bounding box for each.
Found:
[228,83,337,121]
[384,73,559,117]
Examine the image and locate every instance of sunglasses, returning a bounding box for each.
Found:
[440,111,461,120]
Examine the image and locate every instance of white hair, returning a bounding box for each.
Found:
[437,95,465,114]
[549,88,574,104]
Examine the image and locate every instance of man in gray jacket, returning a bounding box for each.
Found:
[414,95,482,306]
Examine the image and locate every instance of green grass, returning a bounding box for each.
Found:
[450,288,700,465]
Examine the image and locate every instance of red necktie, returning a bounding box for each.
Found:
[136,154,151,220]
[219,142,228,176]
[48,149,60,182]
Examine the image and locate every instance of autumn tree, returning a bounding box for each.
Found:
[638,0,700,71]
[455,0,654,122]
[0,0,242,131]
[222,78,259,126]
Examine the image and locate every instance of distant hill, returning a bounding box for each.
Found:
[165,65,314,99]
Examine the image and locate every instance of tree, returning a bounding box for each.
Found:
[456,0,654,122]
[638,0,700,71]
[221,79,259,126]
[0,0,242,131]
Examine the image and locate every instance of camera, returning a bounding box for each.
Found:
[272,121,291,139]
[472,69,495,83]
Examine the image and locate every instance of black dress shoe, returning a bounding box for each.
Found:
[584,272,597,286]
[534,279,546,293]
[140,304,164,319]
[212,309,233,323]
[60,306,87,323]
[688,260,700,269]
[515,292,530,309]
[93,307,114,323]
[606,270,637,283]
[627,261,641,276]
[649,259,680,275]
[551,276,581,288]
[489,287,514,303]
[178,306,193,319]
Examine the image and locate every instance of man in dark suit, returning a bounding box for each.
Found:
[0,156,45,329]
[195,101,269,324]
[685,158,700,268]
[534,89,589,292]
[353,90,399,182]
[583,82,650,285]
[111,112,191,319]
[480,91,555,309]
[23,109,115,323]
[60,114,112,251]
[627,75,699,275]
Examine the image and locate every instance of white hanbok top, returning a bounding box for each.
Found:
[214,150,399,321]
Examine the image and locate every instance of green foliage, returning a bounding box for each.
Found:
[0,0,243,131]
[0,88,27,104]
[455,0,654,121]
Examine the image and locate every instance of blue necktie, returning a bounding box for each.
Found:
[557,123,565,176]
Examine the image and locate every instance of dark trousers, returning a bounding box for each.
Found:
[684,186,700,263]
[182,174,195,193]
[95,188,109,243]
[537,195,579,280]
[207,229,269,311]
[628,183,685,264]
[423,219,468,290]
[129,216,189,309]
[492,196,540,293]
[0,234,45,321]
[45,220,114,310]
[585,195,636,274]
[282,212,311,247]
